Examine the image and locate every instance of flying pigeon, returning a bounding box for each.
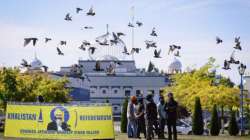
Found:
[216,37,223,44]
[136,21,143,27]
[228,51,240,64]
[99,38,109,46]
[117,32,126,37]
[76,7,83,14]
[123,46,130,55]
[150,27,157,37]
[222,60,231,70]
[24,38,38,47]
[174,50,181,57]
[110,32,119,45]
[168,45,181,54]
[82,26,94,29]
[57,47,64,55]
[88,47,96,54]
[60,41,67,46]
[234,36,242,50]
[86,6,95,16]
[130,48,141,54]
[64,13,72,21]
[20,59,31,67]
[45,38,52,43]
[128,22,134,28]
[154,49,161,58]
[79,45,86,51]
[145,40,157,49]
[82,40,91,46]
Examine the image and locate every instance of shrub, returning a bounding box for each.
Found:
[192,97,204,135]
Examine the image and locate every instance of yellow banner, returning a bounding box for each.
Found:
[4,103,115,139]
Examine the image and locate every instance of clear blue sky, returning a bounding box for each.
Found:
[0,0,250,84]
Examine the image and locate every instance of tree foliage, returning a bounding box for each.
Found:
[0,67,70,110]
[164,58,240,111]
[192,97,204,135]
[210,104,220,136]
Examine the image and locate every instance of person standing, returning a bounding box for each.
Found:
[127,96,138,138]
[145,94,159,140]
[157,96,167,139]
[135,97,146,138]
[165,92,178,140]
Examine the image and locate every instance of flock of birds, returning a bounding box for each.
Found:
[216,36,246,70]
[21,6,246,74]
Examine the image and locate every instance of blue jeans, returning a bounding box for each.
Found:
[127,119,138,138]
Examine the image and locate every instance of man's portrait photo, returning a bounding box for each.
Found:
[47,106,71,132]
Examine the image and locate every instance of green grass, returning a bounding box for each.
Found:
[1,132,250,140]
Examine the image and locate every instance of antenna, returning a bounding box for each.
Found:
[131,6,135,60]
[106,24,109,34]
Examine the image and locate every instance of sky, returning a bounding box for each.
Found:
[0,0,250,84]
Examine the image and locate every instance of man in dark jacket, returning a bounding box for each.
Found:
[145,94,159,140]
[135,97,146,138]
[165,92,178,140]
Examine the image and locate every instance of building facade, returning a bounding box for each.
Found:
[50,56,171,118]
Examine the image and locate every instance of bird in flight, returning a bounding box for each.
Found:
[128,22,134,28]
[130,48,141,54]
[88,46,96,54]
[136,21,143,27]
[20,59,31,67]
[145,40,157,49]
[57,47,64,55]
[174,50,181,57]
[168,45,181,54]
[216,37,223,44]
[154,49,161,58]
[24,38,38,47]
[150,27,157,37]
[45,38,52,43]
[64,13,72,21]
[123,46,130,55]
[234,36,242,50]
[228,51,240,64]
[99,38,109,46]
[222,60,231,70]
[117,32,126,37]
[76,7,83,14]
[60,41,67,46]
[86,6,95,16]
[82,26,94,30]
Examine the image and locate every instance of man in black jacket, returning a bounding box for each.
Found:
[165,92,178,140]
[47,109,70,131]
[145,94,159,140]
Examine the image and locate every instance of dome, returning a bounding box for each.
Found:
[168,57,182,73]
[98,55,119,61]
[30,57,43,70]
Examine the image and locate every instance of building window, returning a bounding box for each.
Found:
[102,89,107,94]
[125,90,131,96]
[136,90,141,96]
[114,89,118,94]
[148,90,154,95]
[114,106,118,111]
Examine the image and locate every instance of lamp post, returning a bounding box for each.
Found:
[238,63,246,135]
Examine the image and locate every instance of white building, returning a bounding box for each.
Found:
[49,55,182,118]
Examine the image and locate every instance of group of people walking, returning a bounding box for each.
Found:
[127,92,178,140]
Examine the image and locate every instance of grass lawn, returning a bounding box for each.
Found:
[1,132,250,140]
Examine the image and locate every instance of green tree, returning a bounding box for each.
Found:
[192,97,204,135]
[120,97,128,133]
[164,58,239,111]
[0,68,70,109]
[210,104,220,136]
[228,111,239,136]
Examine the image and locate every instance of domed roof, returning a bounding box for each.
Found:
[98,55,119,61]
[30,57,43,69]
[168,57,182,72]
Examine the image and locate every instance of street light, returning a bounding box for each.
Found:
[238,63,246,135]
